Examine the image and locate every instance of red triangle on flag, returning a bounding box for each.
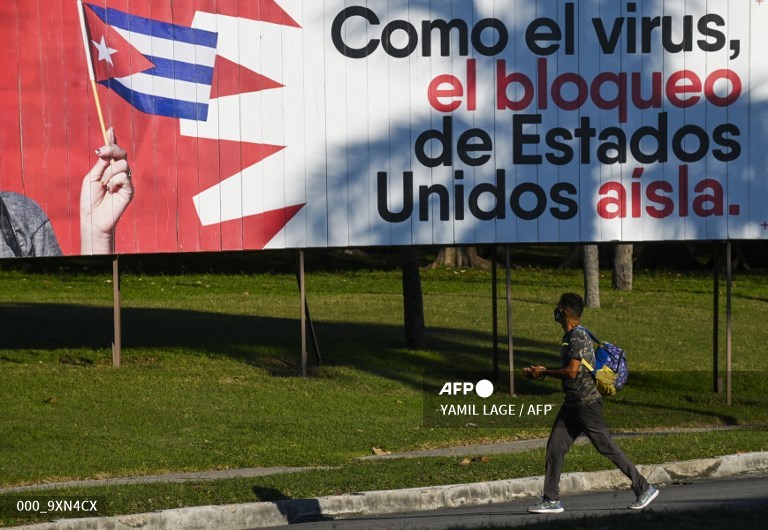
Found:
[83,4,154,81]
[210,55,284,99]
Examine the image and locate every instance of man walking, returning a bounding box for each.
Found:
[523,293,658,513]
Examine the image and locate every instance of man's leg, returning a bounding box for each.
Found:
[577,400,649,496]
[543,404,581,501]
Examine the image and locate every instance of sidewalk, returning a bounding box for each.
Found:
[3,428,767,530]
[2,426,754,494]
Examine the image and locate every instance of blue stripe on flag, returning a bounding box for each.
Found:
[86,4,218,48]
[101,79,210,121]
[143,56,215,85]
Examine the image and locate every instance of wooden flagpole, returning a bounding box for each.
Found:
[77,0,109,144]
[77,0,121,366]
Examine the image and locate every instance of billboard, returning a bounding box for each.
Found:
[1,0,767,258]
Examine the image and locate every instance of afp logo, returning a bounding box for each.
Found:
[438,379,494,399]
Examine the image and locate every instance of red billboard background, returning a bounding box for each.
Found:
[0,0,302,256]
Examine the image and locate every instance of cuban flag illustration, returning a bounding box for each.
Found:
[82,3,218,121]
[75,0,306,253]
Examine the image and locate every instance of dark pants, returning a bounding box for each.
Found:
[543,399,649,501]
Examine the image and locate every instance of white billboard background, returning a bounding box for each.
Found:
[186,0,768,249]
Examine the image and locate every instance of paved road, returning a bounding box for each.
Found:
[269,473,768,529]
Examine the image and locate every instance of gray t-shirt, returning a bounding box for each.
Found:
[0,192,62,258]
[560,326,601,403]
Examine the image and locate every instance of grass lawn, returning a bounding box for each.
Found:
[0,257,766,525]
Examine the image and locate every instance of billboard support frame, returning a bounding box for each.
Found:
[112,255,121,367]
[713,243,720,393]
[726,242,733,405]
[505,247,515,397]
[492,247,499,385]
[299,250,307,376]
[297,250,322,377]
[712,241,734,405]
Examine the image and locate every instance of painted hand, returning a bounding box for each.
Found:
[80,128,134,254]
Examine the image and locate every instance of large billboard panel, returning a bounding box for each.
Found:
[1,0,767,258]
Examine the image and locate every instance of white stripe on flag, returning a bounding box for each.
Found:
[113,27,217,67]
[114,73,212,104]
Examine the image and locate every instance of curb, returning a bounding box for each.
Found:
[7,452,768,530]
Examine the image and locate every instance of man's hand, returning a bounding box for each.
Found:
[524,365,547,379]
[80,128,134,254]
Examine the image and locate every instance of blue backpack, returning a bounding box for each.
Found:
[577,326,629,396]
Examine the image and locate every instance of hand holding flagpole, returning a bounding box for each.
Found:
[76,0,135,255]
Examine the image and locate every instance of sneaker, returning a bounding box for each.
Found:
[527,498,564,514]
[629,485,659,510]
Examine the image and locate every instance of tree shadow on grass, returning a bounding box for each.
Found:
[9,302,761,419]
[0,302,556,393]
[601,371,768,427]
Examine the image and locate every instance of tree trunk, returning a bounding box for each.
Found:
[401,248,425,348]
[429,246,491,269]
[612,244,633,291]
[583,245,600,308]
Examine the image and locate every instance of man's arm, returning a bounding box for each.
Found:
[523,359,581,380]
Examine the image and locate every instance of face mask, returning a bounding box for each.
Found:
[554,308,566,322]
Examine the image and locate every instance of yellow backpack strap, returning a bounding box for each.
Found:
[581,358,595,372]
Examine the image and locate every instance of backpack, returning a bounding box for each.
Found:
[577,326,629,396]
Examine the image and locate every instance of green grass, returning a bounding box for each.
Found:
[1,429,766,526]
[0,264,767,526]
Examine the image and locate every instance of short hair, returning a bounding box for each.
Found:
[558,292,584,319]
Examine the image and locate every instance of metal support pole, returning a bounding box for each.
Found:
[304,302,322,365]
[726,242,733,405]
[299,250,307,377]
[713,243,720,393]
[295,251,321,368]
[112,255,121,367]
[505,246,515,397]
[492,246,499,384]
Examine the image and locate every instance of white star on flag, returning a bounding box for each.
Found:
[91,35,117,65]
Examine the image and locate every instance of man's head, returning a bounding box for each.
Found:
[555,293,584,327]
